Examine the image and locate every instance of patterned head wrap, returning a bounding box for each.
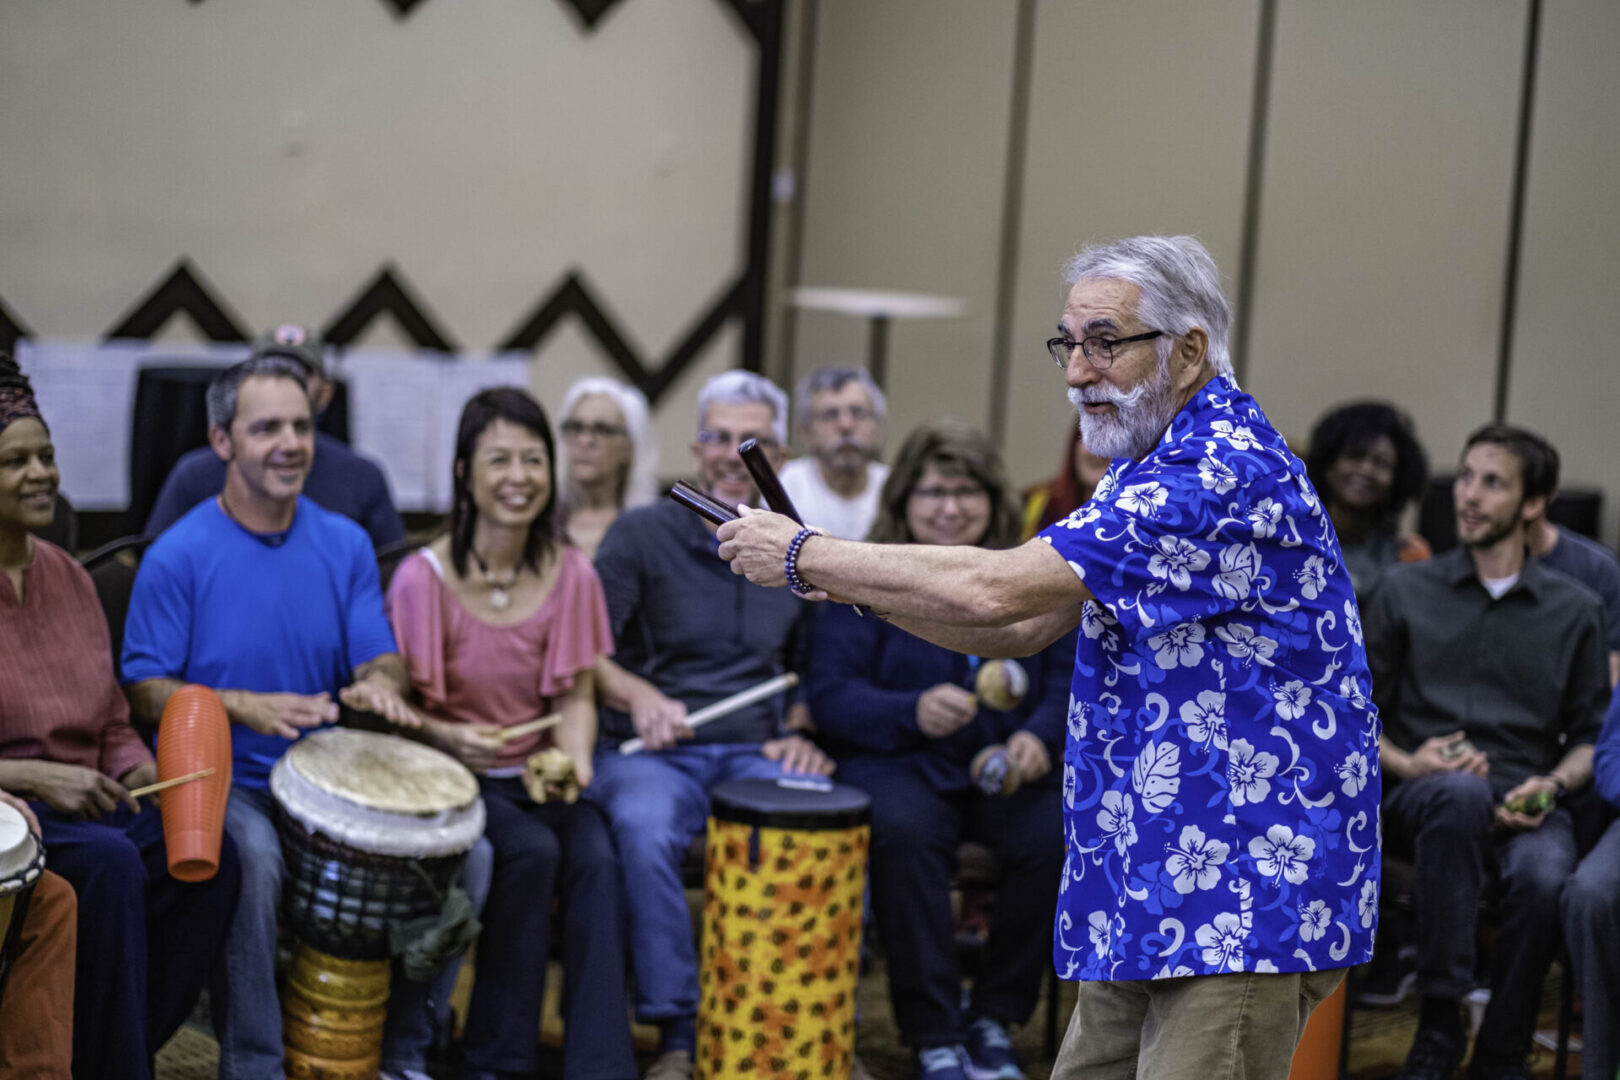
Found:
[0,352,45,436]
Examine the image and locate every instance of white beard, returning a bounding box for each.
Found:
[1068,354,1177,460]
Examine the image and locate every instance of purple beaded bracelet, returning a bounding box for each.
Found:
[784,527,819,594]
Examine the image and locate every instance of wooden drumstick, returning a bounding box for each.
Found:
[496,713,564,744]
[129,768,215,799]
[619,673,800,755]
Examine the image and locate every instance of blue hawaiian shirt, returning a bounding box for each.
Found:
[1039,376,1380,982]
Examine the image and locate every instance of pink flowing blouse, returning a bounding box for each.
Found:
[385,545,614,771]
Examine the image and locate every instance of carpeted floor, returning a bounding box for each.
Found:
[156,958,1584,1079]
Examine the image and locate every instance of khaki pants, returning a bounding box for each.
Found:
[1052,967,1345,1080]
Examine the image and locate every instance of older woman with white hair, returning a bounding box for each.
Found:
[554,376,659,560]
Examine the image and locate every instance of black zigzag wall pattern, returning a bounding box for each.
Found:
[2,0,782,405]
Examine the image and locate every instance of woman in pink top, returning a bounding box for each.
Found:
[385,388,635,1080]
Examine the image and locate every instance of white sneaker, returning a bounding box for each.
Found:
[645,1049,694,1080]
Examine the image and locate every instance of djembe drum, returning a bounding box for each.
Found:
[270,729,484,1079]
[0,800,45,1005]
[698,778,871,1080]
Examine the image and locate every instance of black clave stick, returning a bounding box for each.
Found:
[668,480,739,526]
[738,438,804,524]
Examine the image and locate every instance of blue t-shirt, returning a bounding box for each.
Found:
[1039,376,1381,982]
[121,496,399,788]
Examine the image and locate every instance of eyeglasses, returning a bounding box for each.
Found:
[696,430,779,451]
[560,419,627,440]
[910,484,989,505]
[1046,330,1165,370]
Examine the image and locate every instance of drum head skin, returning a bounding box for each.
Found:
[708,778,871,831]
[271,729,484,858]
[0,802,42,894]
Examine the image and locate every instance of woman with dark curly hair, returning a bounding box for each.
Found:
[1304,400,1432,598]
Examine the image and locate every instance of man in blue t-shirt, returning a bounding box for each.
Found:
[123,355,416,1080]
[144,324,406,549]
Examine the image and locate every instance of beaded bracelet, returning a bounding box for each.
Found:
[784,527,820,595]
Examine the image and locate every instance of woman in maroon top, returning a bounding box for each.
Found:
[385,387,635,1080]
[0,352,241,1079]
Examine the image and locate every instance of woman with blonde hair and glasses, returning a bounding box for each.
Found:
[554,377,658,560]
[808,419,1076,1080]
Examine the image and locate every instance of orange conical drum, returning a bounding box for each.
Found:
[156,685,233,882]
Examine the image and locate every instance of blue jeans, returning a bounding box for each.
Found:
[213,785,288,1080]
[1565,815,1620,1080]
[585,743,786,1025]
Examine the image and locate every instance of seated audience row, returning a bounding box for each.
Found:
[11,329,1620,1080]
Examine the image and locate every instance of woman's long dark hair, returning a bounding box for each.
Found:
[1304,400,1428,531]
[449,387,557,578]
[867,419,1020,549]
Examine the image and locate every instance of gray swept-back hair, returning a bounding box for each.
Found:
[205,355,310,431]
[792,367,887,426]
[1064,235,1235,379]
[555,376,659,509]
[695,370,789,446]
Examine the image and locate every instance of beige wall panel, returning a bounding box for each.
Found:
[1003,0,1259,487]
[1245,1,1524,459]
[792,1,1016,454]
[1505,0,1620,547]
[0,0,751,361]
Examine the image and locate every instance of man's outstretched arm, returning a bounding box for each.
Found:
[717,508,1092,653]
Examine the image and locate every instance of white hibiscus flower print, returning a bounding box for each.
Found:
[1165,825,1230,894]
[1211,421,1260,451]
[1297,899,1332,942]
[1271,680,1312,722]
[1063,762,1077,810]
[1179,689,1228,751]
[1227,739,1280,806]
[1246,498,1283,539]
[1056,504,1102,530]
[1097,790,1137,856]
[1195,912,1247,971]
[1199,454,1238,495]
[1116,482,1168,517]
[1148,536,1210,591]
[1250,824,1316,886]
[1213,543,1262,600]
[1155,962,1196,979]
[1067,696,1090,739]
[1093,470,1119,503]
[1216,622,1278,666]
[1359,879,1378,929]
[1080,602,1120,649]
[1336,751,1370,797]
[1344,599,1363,645]
[1294,555,1326,600]
[1088,910,1112,959]
[1148,622,1206,669]
[1337,675,1368,711]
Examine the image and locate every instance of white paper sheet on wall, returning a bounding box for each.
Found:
[17,340,241,510]
[17,341,534,514]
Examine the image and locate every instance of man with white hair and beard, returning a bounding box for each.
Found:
[716,235,1380,1079]
[780,367,888,539]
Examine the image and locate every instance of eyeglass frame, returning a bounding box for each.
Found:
[559,419,627,440]
[695,429,780,452]
[1046,329,1166,370]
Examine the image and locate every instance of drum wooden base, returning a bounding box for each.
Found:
[281,944,389,1079]
[697,815,868,1079]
